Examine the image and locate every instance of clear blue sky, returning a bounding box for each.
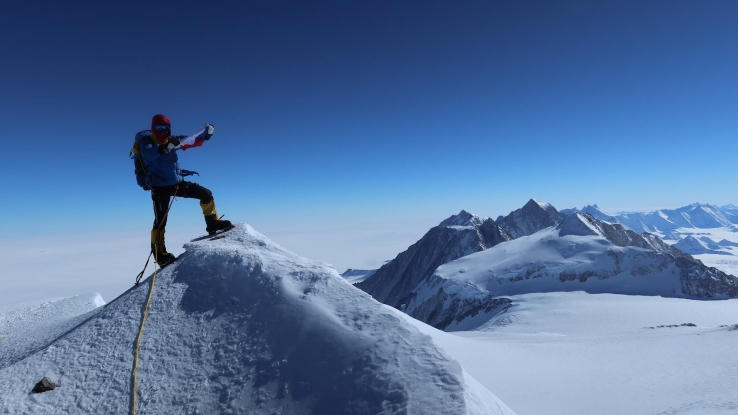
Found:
[2,0,737,237]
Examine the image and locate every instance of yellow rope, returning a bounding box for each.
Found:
[131,258,159,415]
[130,186,176,413]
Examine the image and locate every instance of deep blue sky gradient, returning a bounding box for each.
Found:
[1,0,737,237]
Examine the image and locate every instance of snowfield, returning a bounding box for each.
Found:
[0,224,514,415]
[403,291,738,415]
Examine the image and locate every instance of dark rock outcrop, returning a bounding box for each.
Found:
[356,213,510,310]
[32,377,56,393]
[402,275,512,331]
[496,199,567,238]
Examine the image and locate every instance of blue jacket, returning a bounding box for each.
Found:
[136,131,186,187]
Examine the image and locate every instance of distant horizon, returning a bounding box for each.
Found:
[2,196,736,307]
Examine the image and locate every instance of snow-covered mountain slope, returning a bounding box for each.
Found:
[402,291,738,415]
[721,204,738,224]
[398,213,738,331]
[565,202,738,275]
[579,204,619,222]
[434,213,737,300]
[357,200,566,326]
[495,198,566,239]
[357,211,510,310]
[0,224,514,415]
[0,293,104,370]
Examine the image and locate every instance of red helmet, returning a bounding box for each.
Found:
[151,114,172,143]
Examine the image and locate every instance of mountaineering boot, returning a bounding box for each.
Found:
[201,199,233,234]
[151,229,176,267]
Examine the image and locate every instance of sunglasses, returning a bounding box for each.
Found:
[153,124,171,133]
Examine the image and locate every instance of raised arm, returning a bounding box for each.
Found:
[178,123,215,151]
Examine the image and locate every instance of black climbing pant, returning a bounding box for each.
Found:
[151,181,214,230]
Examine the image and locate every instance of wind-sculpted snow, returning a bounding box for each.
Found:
[0,224,514,415]
[0,293,104,371]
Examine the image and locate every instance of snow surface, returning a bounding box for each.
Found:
[402,291,738,415]
[0,293,104,370]
[0,224,514,415]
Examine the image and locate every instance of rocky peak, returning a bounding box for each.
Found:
[580,204,619,223]
[438,210,486,227]
[557,213,684,256]
[496,199,567,239]
[358,214,510,309]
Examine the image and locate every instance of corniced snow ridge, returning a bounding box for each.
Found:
[0,224,515,415]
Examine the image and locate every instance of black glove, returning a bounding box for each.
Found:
[158,138,181,154]
[180,169,200,177]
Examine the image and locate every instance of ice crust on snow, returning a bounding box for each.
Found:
[0,224,514,415]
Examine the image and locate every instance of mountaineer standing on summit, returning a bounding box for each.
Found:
[131,114,232,266]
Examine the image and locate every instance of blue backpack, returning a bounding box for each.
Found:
[129,131,151,190]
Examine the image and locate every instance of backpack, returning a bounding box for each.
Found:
[129,131,151,190]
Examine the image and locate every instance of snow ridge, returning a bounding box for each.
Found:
[0,224,513,415]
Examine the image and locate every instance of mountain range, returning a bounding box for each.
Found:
[356,200,738,331]
[568,203,738,239]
